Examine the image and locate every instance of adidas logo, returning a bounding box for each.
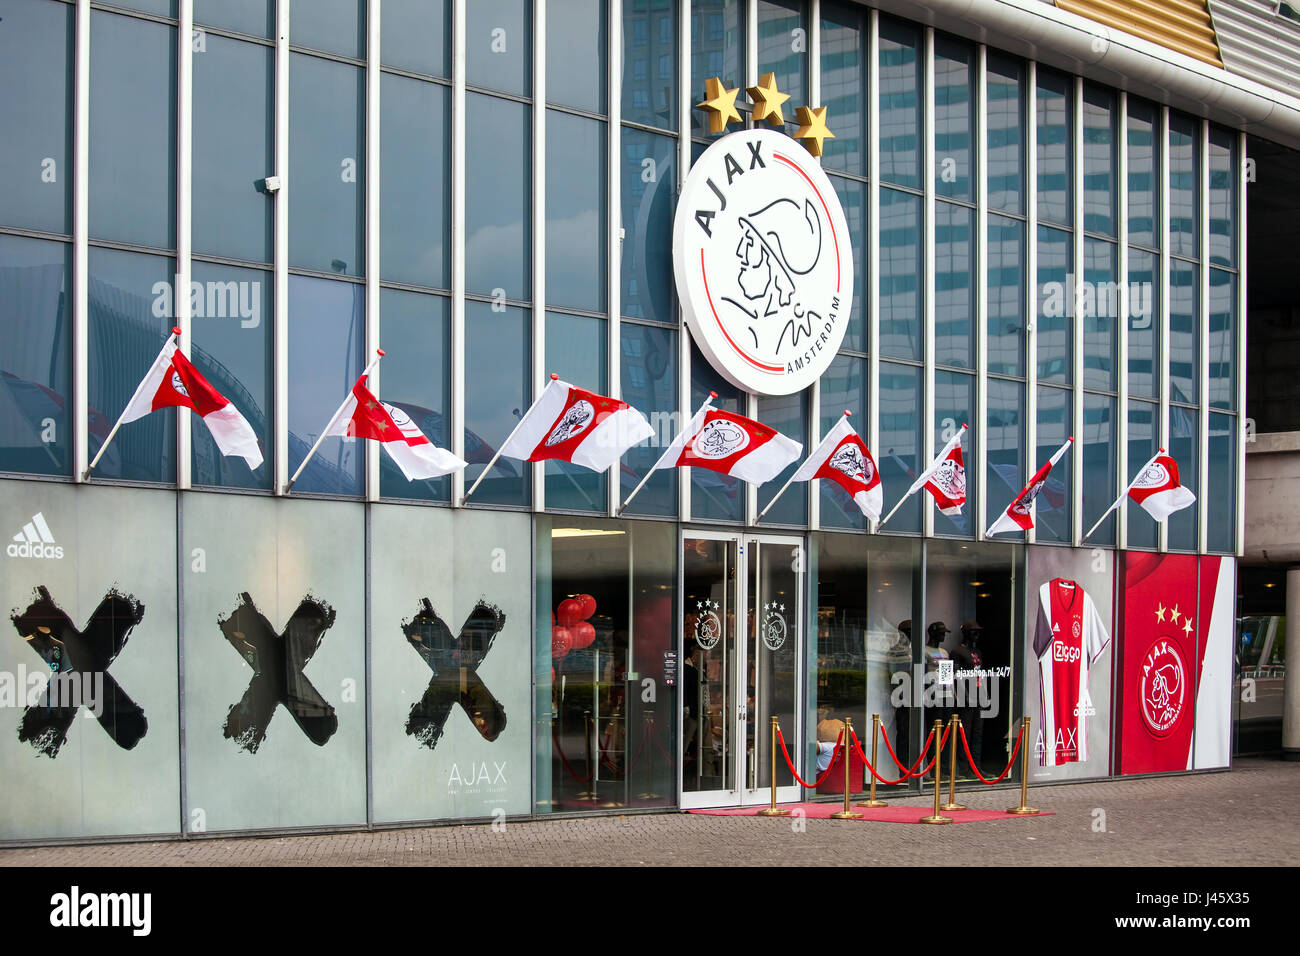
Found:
[7,513,64,560]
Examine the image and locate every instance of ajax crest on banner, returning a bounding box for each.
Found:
[673,128,854,396]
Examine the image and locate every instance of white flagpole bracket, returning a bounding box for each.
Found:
[284,349,385,495]
[83,327,182,481]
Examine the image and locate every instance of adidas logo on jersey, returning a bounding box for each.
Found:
[7,513,64,560]
[1052,622,1060,632]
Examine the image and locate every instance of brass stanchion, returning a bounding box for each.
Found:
[856,713,887,808]
[576,710,598,801]
[637,712,660,800]
[1006,715,1040,815]
[830,717,863,819]
[757,716,792,816]
[940,715,966,812]
[600,713,625,808]
[919,719,953,824]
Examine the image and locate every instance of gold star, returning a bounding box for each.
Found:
[696,77,742,134]
[1155,603,1167,623]
[794,105,834,158]
[1171,605,1181,625]
[375,420,389,432]
[1182,617,1194,637]
[747,72,791,127]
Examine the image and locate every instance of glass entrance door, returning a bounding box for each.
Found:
[680,532,803,808]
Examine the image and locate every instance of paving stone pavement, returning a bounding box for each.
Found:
[1,757,1295,867]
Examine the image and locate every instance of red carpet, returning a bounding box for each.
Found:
[687,802,1054,824]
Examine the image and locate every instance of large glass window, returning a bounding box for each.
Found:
[1169,259,1198,405]
[879,362,922,535]
[621,128,677,325]
[1036,69,1071,227]
[934,37,973,202]
[986,54,1024,215]
[986,379,1025,540]
[1082,238,1117,391]
[755,391,807,526]
[193,34,274,264]
[757,0,806,110]
[1126,400,1159,549]
[820,2,865,177]
[933,372,974,537]
[546,111,607,314]
[987,215,1025,377]
[690,342,743,523]
[935,201,974,370]
[195,0,273,38]
[0,234,72,477]
[878,17,921,190]
[691,0,745,139]
[286,276,364,496]
[819,354,868,530]
[880,188,922,362]
[465,301,531,507]
[1036,225,1072,385]
[381,74,450,290]
[1207,412,1235,553]
[1127,247,1159,399]
[377,289,451,503]
[0,0,73,235]
[1082,393,1117,546]
[289,54,364,276]
[89,11,177,249]
[1167,419,1198,551]
[1035,385,1072,543]
[545,312,607,512]
[623,0,677,130]
[1208,127,1237,268]
[466,93,531,302]
[382,0,449,78]
[87,248,177,483]
[548,0,607,114]
[1082,85,1116,237]
[1209,269,1235,411]
[1127,100,1159,250]
[620,323,677,517]
[290,0,364,58]
[468,0,531,97]
[190,262,272,490]
[1169,113,1199,259]
[830,176,867,353]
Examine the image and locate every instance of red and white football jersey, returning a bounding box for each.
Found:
[1032,579,1110,766]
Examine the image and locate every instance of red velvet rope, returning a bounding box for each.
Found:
[911,724,952,778]
[551,722,595,783]
[775,728,844,789]
[957,722,1025,785]
[879,720,937,778]
[849,732,911,786]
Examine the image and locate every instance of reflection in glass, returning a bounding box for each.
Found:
[195,0,273,37]
[755,391,807,526]
[381,74,450,290]
[879,362,922,534]
[1035,386,1072,544]
[1082,238,1116,391]
[547,111,607,313]
[1127,100,1159,250]
[622,0,677,129]
[1208,127,1236,268]
[819,2,865,176]
[87,248,177,483]
[468,0,531,97]
[0,235,72,477]
[1169,113,1199,259]
[378,289,451,502]
[691,0,744,139]
[1082,394,1116,546]
[549,0,607,113]
[191,263,271,490]
[1082,86,1116,236]
[987,215,1024,377]
[89,11,177,249]
[1207,412,1235,553]
[1209,269,1235,411]
[681,536,737,794]
[819,354,868,530]
[986,380,1025,540]
[545,312,607,512]
[690,341,743,523]
[879,17,921,189]
[934,37,973,201]
[880,188,921,361]
[1036,70,1071,227]
[1127,400,1158,549]
[382,0,449,78]
[1036,225,1072,384]
[0,0,73,234]
[620,323,677,516]
[466,93,531,301]
[986,54,1024,215]
[464,301,530,506]
[621,128,676,325]
[933,371,974,537]
[1127,248,1159,399]
[289,54,364,276]
[757,0,806,111]
[193,34,273,263]
[1169,260,1198,404]
[290,0,363,58]
[935,201,973,369]
[830,175,866,352]
[1167,422,1197,551]
[287,275,363,495]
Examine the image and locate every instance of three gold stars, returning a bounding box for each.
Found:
[696,77,742,134]
[695,74,834,159]
[747,72,790,126]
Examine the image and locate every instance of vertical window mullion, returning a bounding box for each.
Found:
[677,0,691,522]
[74,0,90,482]
[1071,74,1084,545]
[975,43,988,540]
[922,25,934,538]
[1025,59,1037,542]
[1235,129,1246,557]
[867,8,880,484]
[532,0,546,513]
[177,0,193,490]
[1117,91,1129,548]
[365,0,381,502]
[1157,105,1170,552]
[273,0,290,494]
[1198,119,1210,553]
[451,0,466,506]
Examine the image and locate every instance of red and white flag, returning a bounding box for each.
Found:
[910,425,967,516]
[791,416,882,522]
[987,438,1073,536]
[324,375,465,480]
[1128,453,1196,521]
[119,337,263,469]
[497,377,655,471]
[652,402,802,485]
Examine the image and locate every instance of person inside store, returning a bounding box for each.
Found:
[682,642,700,773]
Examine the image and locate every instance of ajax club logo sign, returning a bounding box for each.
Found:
[1139,638,1186,737]
[673,128,853,396]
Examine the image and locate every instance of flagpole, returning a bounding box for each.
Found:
[755,410,850,524]
[877,423,966,531]
[284,349,385,494]
[617,392,715,516]
[460,373,560,507]
[1082,447,1164,542]
[84,327,182,480]
[985,436,1073,537]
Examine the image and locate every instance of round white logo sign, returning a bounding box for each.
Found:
[673,129,853,396]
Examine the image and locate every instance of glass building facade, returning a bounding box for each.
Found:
[0,0,1246,840]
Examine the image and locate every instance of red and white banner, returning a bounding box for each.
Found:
[1128,454,1196,522]
[987,437,1073,536]
[652,404,802,486]
[325,375,465,480]
[791,416,882,522]
[910,425,967,516]
[120,338,262,469]
[498,377,654,472]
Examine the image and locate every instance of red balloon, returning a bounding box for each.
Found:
[557,598,584,627]
[571,620,596,650]
[576,593,597,620]
[551,626,572,659]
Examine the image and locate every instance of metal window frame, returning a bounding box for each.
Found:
[1235,129,1247,559]
[1157,104,1171,554]
[532,0,546,514]
[1116,91,1129,550]
[975,42,989,542]
[867,7,881,510]
[451,0,467,508]
[606,0,623,517]
[1025,59,1038,544]
[922,25,935,539]
[1197,118,1210,554]
[677,0,692,523]
[1071,74,1084,547]
[273,0,290,495]
[365,0,381,503]
[73,0,91,482]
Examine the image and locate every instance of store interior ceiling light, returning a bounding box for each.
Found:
[550,528,626,538]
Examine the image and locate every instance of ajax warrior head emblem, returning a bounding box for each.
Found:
[692,418,749,459]
[545,400,594,447]
[693,599,722,650]
[1134,461,1171,489]
[170,369,189,399]
[761,602,788,651]
[1139,638,1186,737]
[932,458,966,498]
[1011,477,1047,516]
[829,443,869,484]
[674,128,854,396]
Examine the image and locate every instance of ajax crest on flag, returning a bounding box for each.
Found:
[829,443,871,485]
[673,129,854,396]
[544,400,594,447]
[1134,460,1171,490]
[692,418,749,459]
